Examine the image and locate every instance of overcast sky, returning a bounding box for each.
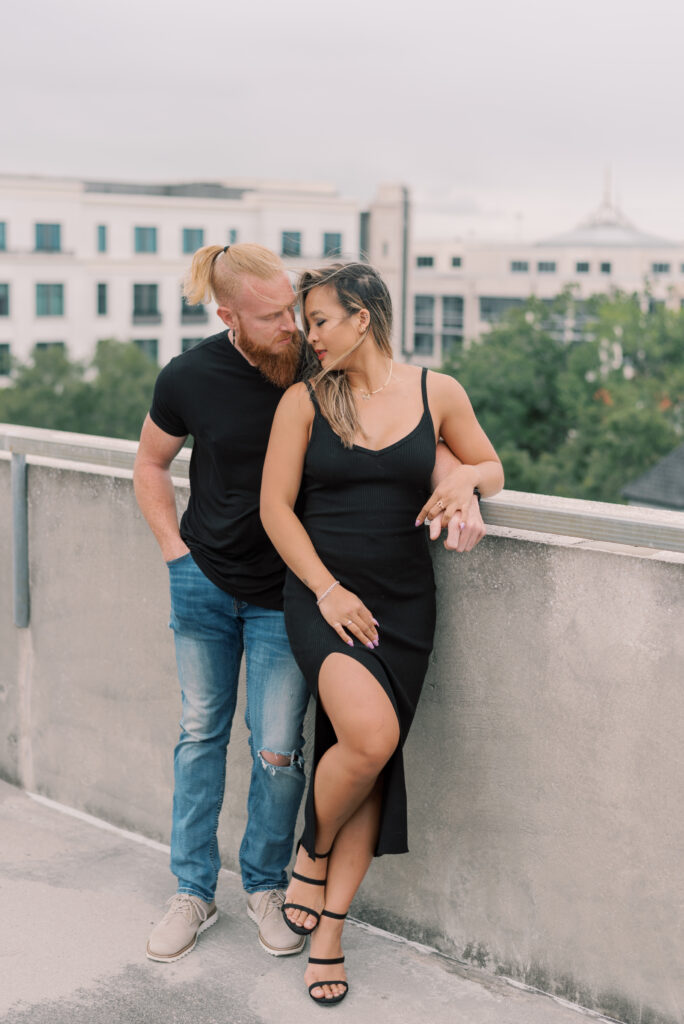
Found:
[3,0,684,242]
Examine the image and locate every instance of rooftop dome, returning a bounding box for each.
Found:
[537,195,676,249]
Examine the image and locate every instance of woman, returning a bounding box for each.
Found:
[260,263,503,1005]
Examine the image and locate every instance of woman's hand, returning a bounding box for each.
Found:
[415,466,486,552]
[316,584,379,650]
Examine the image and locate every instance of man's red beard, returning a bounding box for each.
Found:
[233,322,302,389]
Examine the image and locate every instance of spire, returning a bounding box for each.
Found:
[603,164,612,208]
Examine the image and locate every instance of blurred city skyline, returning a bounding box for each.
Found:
[3,0,684,242]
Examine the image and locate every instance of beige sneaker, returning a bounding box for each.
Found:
[146,893,218,962]
[247,889,306,957]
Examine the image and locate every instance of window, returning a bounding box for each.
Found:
[133,284,160,321]
[182,337,203,352]
[34,341,65,353]
[134,226,157,253]
[0,343,9,374]
[97,225,107,253]
[281,231,301,257]
[576,261,590,274]
[183,228,204,254]
[600,262,612,274]
[441,335,463,362]
[359,212,370,260]
[414,295,435,327]
[0,283,9,316]
[442,296,464,330]
[133,338,159,362]
[181,297,207,322]
[416,255,434,268]
[323,232,342,257]
[97,283,107,316]
[510,261,529,273]
[479,296,524,323]
[413,333,434,355]
[652,262,671,274]
[35,223,61,252]
[537,261,556,273]
[451,256,462,268]
[36,283,64,316]
[0,222,6,250]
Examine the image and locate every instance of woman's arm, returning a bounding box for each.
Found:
[416,372,504,530]
[260,384,378,649]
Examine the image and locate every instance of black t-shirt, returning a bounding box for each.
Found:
[150,329,309,610]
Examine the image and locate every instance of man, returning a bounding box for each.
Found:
[133,242,485,964]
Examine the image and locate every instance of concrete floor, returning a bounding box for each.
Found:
[0,780,615,1024]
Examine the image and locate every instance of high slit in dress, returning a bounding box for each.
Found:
[283,367,437,857]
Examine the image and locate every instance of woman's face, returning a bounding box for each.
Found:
[304,285,365,368]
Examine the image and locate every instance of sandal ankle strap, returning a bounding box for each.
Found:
[292,870,325,886]
[321,909,347,920]
[308,955,345,965]
[296,839,332,859]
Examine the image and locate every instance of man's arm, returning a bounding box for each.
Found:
[429,441,487,553]
[133,414,190,562]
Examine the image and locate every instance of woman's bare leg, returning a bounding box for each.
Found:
[284,653,398,932]
[306,779,382,1000]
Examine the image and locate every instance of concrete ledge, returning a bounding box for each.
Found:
[2,424,684,551]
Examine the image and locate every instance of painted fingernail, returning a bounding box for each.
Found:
[414,518,421,527]
[373,640,379,648]
[372,618,379,625]
[347,640,354,647]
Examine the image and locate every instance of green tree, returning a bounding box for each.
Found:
[0,340,159,441]
[84,338,160,440]
[443,291,683,503]
[445,296,572,461]
[0,345,91,432]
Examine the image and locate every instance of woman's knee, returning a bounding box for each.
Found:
[346,722,399,776]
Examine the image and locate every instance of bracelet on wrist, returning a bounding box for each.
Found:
[316,580,340,605]
[473,487,482,503]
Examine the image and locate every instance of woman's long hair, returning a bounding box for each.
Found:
[298,263,393,448]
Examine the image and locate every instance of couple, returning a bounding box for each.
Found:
[134,243,503,1005]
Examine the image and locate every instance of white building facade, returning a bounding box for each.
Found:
[408,199,684,366]
[0,175,408,371]
[2,175,682,375]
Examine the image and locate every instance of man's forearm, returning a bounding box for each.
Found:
[133,462,188,561]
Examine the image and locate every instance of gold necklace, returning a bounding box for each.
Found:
[356,360,393,401]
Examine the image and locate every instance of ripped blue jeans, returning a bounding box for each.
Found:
[168,553,309,900]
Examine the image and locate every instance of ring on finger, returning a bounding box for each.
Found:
[436,499,445,510]
[346,618,353,625]
[459,521,466,530]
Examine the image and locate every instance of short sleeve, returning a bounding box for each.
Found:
[149,359,188,438]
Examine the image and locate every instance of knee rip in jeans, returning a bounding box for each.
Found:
[259,749,304,776]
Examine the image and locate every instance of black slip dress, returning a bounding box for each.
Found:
[283,366,437,857]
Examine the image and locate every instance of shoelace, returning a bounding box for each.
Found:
[262,889,285,915]
[165,894,209,923]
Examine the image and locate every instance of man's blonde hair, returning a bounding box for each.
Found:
[183,243,284,306]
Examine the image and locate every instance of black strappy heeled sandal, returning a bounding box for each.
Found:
[307,910,349,1006]
[281,846,332,936]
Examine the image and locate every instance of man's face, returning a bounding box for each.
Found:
[219,272,301,387]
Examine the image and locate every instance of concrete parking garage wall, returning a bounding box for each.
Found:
[1,447,683,1024]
